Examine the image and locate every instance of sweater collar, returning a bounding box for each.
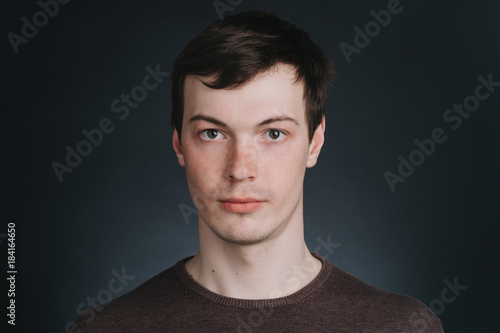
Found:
[175,252,332,308]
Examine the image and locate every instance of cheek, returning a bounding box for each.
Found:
[183,145,222,193]
[267,137,309,167]
[264,144,309,191]
[184,163,218,211]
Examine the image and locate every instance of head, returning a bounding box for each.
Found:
[171,11,334,246]
[171,10,334,144]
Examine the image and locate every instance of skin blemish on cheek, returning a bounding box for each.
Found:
[212,269,215,273]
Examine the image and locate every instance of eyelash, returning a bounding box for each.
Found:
[199,129,225,140]
[264,129,286,141]
[199,129,287,141]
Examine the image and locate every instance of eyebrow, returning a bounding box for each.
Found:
[188,115,299,127]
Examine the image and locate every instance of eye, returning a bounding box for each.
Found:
[265,129,285,141]
[200,129,224,140]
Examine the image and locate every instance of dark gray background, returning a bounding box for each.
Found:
[2,0,499,332]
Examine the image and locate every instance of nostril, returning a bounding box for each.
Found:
[226,147,257,181]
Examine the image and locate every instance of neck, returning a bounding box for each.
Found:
[185,207,322,299]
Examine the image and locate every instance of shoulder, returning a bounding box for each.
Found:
[318,261,444,332]
[70,259,186,333]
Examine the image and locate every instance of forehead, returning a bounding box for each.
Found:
[182,64,306,124]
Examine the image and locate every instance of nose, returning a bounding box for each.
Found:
[226,140,257,182]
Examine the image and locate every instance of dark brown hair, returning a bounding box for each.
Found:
[171,10,335,142]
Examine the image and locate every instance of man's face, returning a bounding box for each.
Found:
[173,64,325,245]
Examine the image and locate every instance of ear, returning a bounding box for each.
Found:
[306,116,325,168]
[172,129,185,167]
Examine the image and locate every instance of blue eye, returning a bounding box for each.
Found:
[200,129,224,140]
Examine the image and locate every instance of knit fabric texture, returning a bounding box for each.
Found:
[72,253,444,332]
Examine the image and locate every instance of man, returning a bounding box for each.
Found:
[72,10,444,332]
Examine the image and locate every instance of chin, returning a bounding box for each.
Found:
[205,215,280,246]
[214,232,274,246]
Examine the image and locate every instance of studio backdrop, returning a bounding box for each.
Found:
[2,0,499,332]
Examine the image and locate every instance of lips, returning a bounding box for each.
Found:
[219,198,265,213]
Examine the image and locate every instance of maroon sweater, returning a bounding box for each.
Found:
[72,253,444,332]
